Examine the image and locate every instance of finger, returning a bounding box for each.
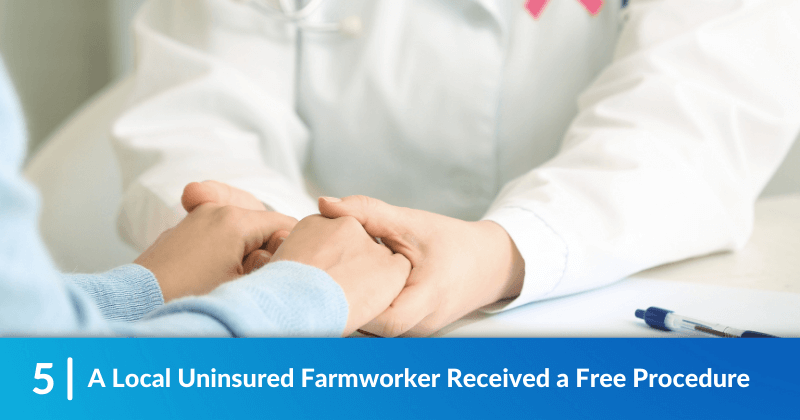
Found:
[392,251,413,275]
[242,249,272,274]
[266,230,290,254]
[182,181,221,213]
[403,313,448,337]
[359,280,437,338]
[239,211,298,256]
[214,180,269,211]
[318,195,411,239]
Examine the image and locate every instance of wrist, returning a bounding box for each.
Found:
[475,220,525,302]
[132,257,178,302]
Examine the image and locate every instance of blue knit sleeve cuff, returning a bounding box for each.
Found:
[63,264,165,322]
[147,261,349,337]
[239,261,349,336]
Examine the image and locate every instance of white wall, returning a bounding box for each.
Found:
[109,0,146,79]
[0,0,143,155]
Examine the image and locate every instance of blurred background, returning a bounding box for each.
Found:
[0,0,797,196]
[0,0,144,154]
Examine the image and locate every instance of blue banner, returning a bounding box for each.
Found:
[1,338,796,419]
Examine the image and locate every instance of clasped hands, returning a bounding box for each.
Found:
[136,181,524,337]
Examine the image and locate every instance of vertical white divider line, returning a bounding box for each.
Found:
[67,357,73,401]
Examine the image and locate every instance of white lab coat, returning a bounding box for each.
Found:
[113,0,800,311]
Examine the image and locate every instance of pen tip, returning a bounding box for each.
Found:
[634,309,645,319]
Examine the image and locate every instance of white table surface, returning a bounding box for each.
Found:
[439,194,800,337]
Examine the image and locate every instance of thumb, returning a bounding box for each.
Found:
[182,181,221,213]
[318,195,409,239]
[182,180,267,213]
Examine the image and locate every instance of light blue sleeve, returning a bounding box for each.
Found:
[58,262,348,337]
[63,265,165,322]
[0,58,348,337]
[126,261,350,337]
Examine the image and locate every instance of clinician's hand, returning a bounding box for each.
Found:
[319,196,525,337]
[271,215,411,337]
[134,203,297,301]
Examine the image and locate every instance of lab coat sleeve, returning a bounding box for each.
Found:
[112,0,317,251]
[483,0,800,310]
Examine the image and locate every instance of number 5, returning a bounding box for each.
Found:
[33,363,54,395]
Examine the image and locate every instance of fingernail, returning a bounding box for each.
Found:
[320,196,341,202]
[279,237,285,243]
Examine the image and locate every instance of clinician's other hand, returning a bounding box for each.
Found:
[134,203,297,302]
[270,215,411,337]
[319,196,525,337]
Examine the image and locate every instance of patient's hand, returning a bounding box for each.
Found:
[182,180,267,212]
[134,203,297,301]
[180,180,295,270]
[319,196,525,337]
[271,215,411,337]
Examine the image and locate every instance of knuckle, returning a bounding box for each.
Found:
[406,322,434,338]
[350,194,379,213]
[217,206,245,229]
[297,214,324,228]
[351,195,371,207]
[219,205,242,219]
[395,254,412,272]
[154,228,172,241]
[192,202,215,214]
[380,314,411,338]
[336,215,363,231]
[304,214,325,222]
[358,195,381,214]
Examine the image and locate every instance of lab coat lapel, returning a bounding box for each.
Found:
[464,0,513,34]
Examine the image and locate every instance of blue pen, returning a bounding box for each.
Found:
[635,307,779,338]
